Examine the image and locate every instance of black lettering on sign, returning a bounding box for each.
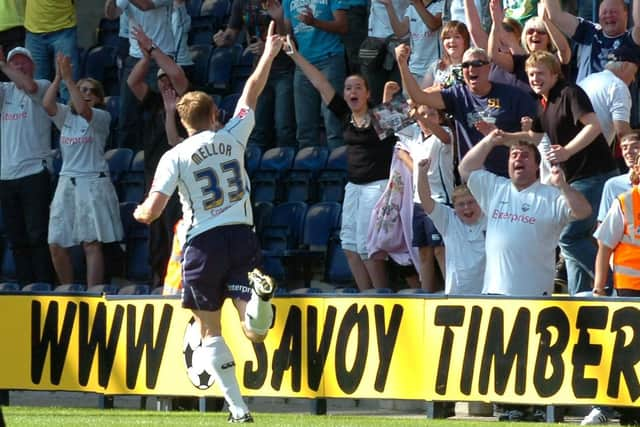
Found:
[533,306,569,397]
[461,306,482,395]
[243,342,268,389]
[572,306,607,398]
[335,304,368,394]
[31,301,77,385]
[608,307,640,401]
[125,304,172,389]
[434,305,465,395]
[373,304,402,392]
[271,306,302,391]
[78,302,124,387]
[307,305,337,391]
[479,307,529,395]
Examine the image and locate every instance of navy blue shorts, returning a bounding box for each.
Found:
[182,224,262,312]
[412,203,443,247]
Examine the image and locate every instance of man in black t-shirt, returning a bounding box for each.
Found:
[501,51,618,296]
[128,28,190,286]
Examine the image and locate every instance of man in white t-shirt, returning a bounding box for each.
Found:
[104,0,175,150]
[459,130,592,296]
[0,46,54,285]
[133,22,282,423]
[577,49,638,146]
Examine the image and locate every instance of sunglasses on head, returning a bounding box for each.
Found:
[461,59,489,68]
[526,28,547,35]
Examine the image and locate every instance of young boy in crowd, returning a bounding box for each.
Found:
[417,158,486,294]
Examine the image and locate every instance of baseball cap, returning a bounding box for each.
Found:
[608,44,640,66]
[7,47,34,63]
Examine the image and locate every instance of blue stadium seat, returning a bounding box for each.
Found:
[251,147,296,203]
[0,282,19,292]
[218,92,241,123]
[83,45,120,96]
[105,148,134,185]
[245,144,262,178]
[207,47,235,94]
[252,201,273,237]
[188,15,215,45]
[97,17,121,48]
[186,0,204,16]
[152,286,164,295]
[200,0,231,31]
[283,146,329,202]
[87,284,120,295]
[118,284,151,295]
[22,282,53,292]
[260,202,308,283]
[324,236,354,286]
[54,283,87,293]
[188,44,213,89]
[118,151,145,203]
[283,202,342,286]
[327,145,348,171]
[397,288,431,294]
[317,146,348,203]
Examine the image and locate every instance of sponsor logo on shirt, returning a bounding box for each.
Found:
[492,209,537,224]
[60,135,93,145]
[1,111,27,121]
[237,108,249,120]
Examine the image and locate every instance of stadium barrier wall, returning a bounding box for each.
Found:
[0,294,639,407]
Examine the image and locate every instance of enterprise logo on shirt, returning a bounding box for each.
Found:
[1,111,27,121]
[492,209,537,224]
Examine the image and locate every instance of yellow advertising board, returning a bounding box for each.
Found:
[0,294,639,407]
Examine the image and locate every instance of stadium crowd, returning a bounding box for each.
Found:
[2,0,640,423]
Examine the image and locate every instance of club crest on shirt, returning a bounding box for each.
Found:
[521,203,530,212]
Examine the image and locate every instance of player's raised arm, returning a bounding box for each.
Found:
[238,21,283,111]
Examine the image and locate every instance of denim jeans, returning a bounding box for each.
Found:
[248,67,296,149]
[559,170,617,295]
[0,169,54,285]
[117,55,159,150]
[293,53,345,150]
[26,27,79,103]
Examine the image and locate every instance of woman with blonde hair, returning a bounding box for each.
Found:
[42,53,123,287]
[488,0,571,87]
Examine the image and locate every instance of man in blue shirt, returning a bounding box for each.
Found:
[273,0,348,150]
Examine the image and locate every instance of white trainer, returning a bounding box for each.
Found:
[581,407,608,425]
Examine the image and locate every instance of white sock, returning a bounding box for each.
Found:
[244,290,274,335]
[200,336,249,417]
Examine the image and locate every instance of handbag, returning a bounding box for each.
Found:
[358,37,386,69]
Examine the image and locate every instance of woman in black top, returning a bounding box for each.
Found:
[284,36,394,290]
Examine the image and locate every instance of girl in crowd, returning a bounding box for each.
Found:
[284,36,394,290]
[43,53,123,287]
[422,20,471,88]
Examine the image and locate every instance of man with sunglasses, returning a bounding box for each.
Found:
[396,44,537,178]
[546,0,640,83]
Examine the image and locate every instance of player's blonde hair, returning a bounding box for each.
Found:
[176,91,217,131]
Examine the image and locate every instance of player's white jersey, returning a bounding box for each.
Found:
[151,105,255,241]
